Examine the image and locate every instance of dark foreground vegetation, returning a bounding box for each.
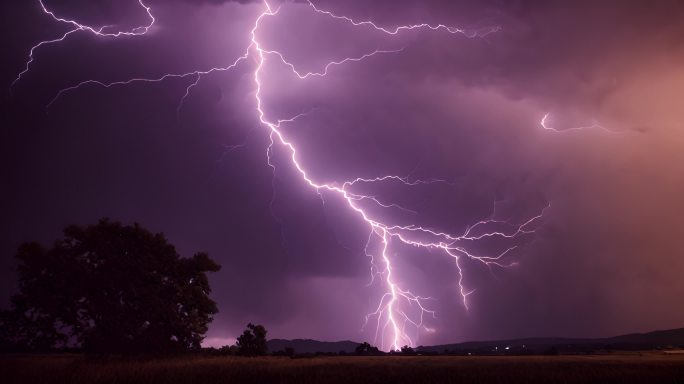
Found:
[2,353,684,384]
[1,219,222,355]
[3,220,684,383]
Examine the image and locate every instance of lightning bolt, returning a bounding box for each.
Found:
[540,113,616,133]
[14,0,548,351]
[305,0,502,38]
[11,0,155,92]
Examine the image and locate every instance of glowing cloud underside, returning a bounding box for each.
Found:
[15,0,550,351]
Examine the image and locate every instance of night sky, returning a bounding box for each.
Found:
[2,0,684,349]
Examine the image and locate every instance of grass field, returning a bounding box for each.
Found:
[2,353,684,384]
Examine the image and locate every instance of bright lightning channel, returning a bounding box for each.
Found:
[540,113,616,133]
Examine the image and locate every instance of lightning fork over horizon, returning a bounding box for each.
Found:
[14,0,548,351]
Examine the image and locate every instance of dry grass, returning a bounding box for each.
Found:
[2,353,684,384]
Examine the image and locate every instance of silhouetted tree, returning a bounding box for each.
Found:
[355,342,381,355]
[400,345,416,355]
[0,219,221,354]
[236,323,267,356]
[217,344,238,355]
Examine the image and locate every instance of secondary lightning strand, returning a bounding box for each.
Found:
[540,113,617,133]
[11,0,155,92]
[264,48,405,79]
[306,0,501,38]
[46,50,250,110]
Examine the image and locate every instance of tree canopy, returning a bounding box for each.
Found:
[0,219,221,354]
[236,323,268,356]
[355,342,381,355]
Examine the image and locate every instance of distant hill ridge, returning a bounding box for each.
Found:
[267,327,684,354]
[418,327,684,354]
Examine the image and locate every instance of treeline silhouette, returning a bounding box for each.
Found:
[3,219,684,358]
[205,341,413,358]
[0,218,396,357]
[0,219,221,355]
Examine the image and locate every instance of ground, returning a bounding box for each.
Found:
[2,353,684,383]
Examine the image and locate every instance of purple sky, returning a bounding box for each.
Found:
[2,0,684,349]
